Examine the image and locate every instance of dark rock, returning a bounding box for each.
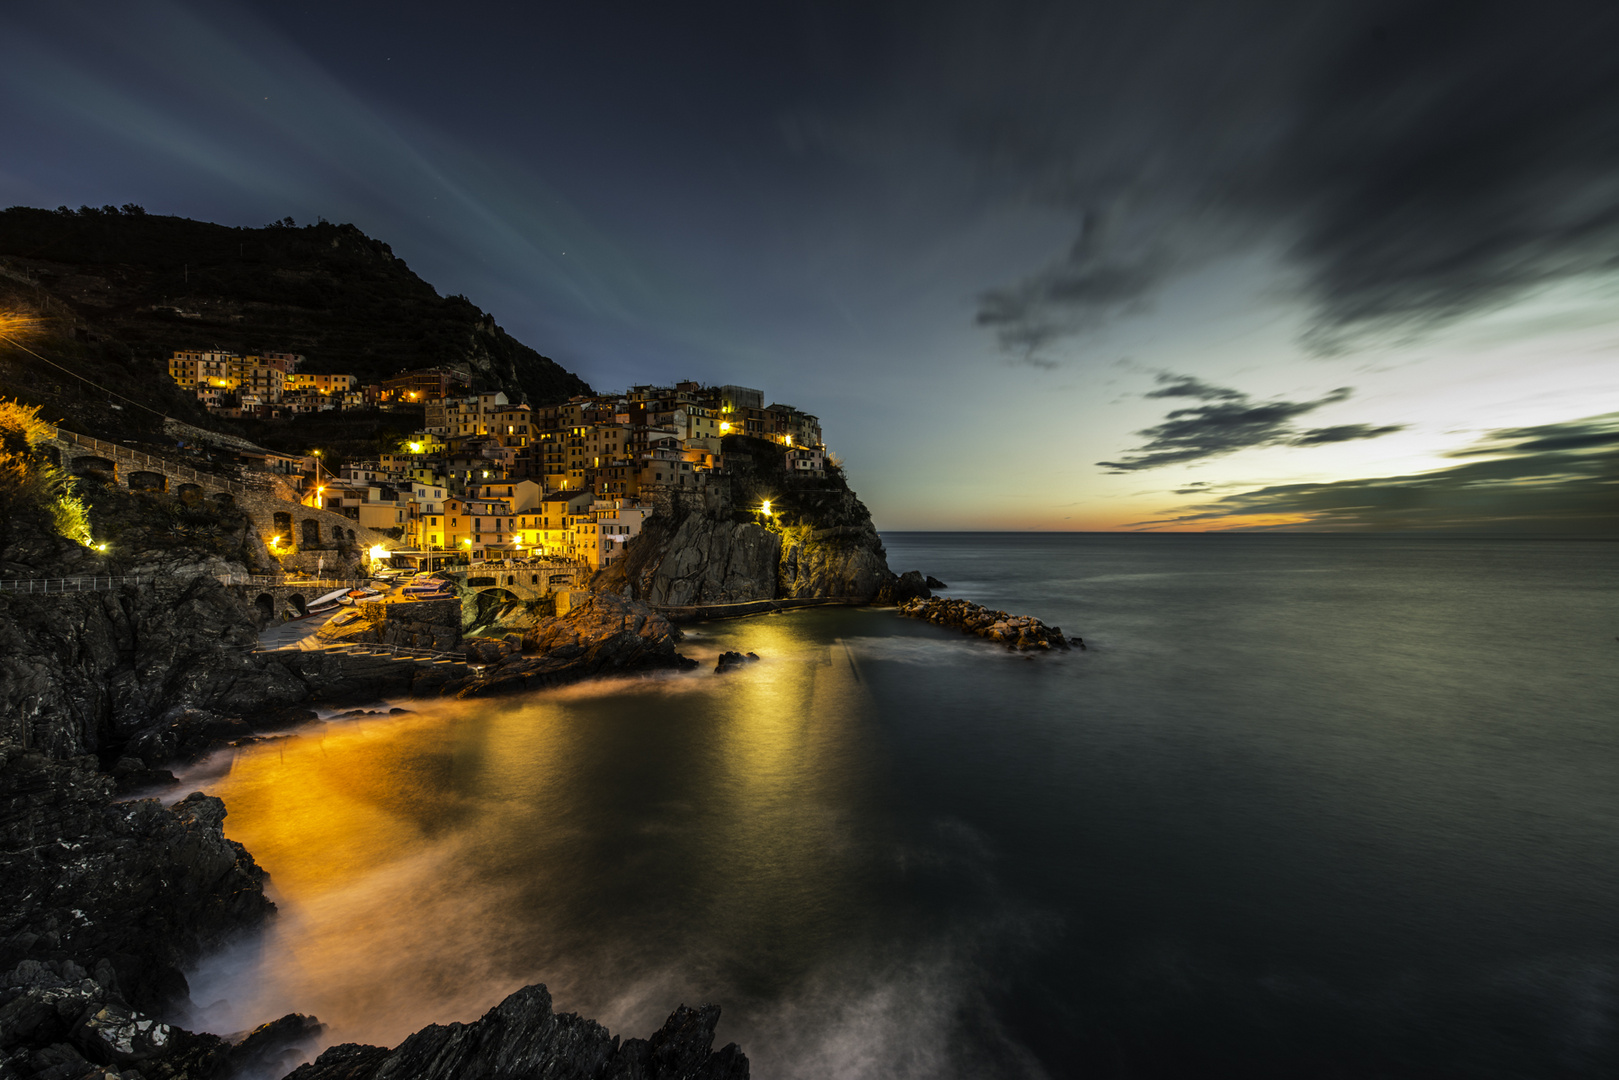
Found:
[713,651,761,674]
[0,578,311,760]
[925,575,948,589]
[874,570,931,604]
[226,1013,325,1078]
[897,596,1074,652]
[447,594,688,698]
[286,983,746,1080]
[0,743,273,1011]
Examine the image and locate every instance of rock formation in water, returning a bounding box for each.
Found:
[899,596,1076,651]
[451,592,693,697]
[593,436,910,606]
[287,984,746,1080]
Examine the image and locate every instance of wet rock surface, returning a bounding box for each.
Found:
[286,984,746,1080]
[899,596,1077,652]
[0,739,314,1080]
[0,742,273,1010]
[713,651,759,673]
[449,593,691,698]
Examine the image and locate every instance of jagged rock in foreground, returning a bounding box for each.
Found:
[0,741,274,1010]
[900,596,1077,652]
[288,984,746,1080]
[450,593,693,698]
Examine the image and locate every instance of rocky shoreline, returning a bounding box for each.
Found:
[899,596,1081,651]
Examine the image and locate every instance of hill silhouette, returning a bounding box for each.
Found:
[0,205,591,426]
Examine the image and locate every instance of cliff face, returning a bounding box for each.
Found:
[596,438,895,606]
[0,580,306,760]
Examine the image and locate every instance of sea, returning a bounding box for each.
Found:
[175,534,1619,1078]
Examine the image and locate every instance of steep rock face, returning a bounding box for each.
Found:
[642,516,781,606]
[287,983,746,1080]
[0,741,273,1009]
[0,579,308,759]
[777,524,892,600]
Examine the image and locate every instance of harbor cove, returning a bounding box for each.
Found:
[6,6,1619,1075]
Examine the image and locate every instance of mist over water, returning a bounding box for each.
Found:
[182,535,1619,1077]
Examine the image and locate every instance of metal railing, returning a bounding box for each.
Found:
[0,575,151,594]
[54,429,248,495]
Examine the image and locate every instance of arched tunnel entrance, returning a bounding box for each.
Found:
[254,593,275,620]
[127,470,166,492]
[71,455,115,479]
[300,519,322,547]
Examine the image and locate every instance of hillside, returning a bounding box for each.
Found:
[0,205,591,433]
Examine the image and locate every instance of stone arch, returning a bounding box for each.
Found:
[272,511,293,543]
[346,529,356,542]
[331,524,344,540]
[288,593,307,616]
[127,470,166,492]
[211,491,235,505]
[176,483,202,502]
[254,593,274,619]
[72,455,115,477]
[300,519,321,547]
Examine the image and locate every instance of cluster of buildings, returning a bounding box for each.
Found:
[167,349,472,418]
[270,381,825,571]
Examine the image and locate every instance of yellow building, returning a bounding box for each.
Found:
[284,372,358,396]
[521,490,594,559]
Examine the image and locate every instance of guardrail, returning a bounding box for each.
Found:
[215,574,370,590]
[54,429,248,495]
[0,575,152,594]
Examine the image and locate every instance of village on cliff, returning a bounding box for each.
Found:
[164,348,828,573]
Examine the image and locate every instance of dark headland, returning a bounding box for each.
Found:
[0,209,1052,1080]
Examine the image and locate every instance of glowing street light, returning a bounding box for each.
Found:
[761,499,772,516]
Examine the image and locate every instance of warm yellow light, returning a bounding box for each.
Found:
[784,435,792,445]
[720,422,731,432]
[368,544,388,563]
[409,443,421,453]
[96,542,108,552]
[461,539,472,546]
[0,313,41,341]
[761,500,772,516]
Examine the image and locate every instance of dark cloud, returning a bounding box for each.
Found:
[1289,423,1407,446]
[1144,374,1246,401]
[953,0,1619,356]
[1098,379,1400,471]
[1135,413,1619,533]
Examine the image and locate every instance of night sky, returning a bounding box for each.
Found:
[4,0,1617,532]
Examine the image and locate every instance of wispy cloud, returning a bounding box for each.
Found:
[1097,376,1401,472]
[952,1,1619,357]
[1134,413,1619,533]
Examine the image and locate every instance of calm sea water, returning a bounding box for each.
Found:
[181,534,1619,1078]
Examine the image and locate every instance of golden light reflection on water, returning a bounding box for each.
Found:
[186,614,883,1053]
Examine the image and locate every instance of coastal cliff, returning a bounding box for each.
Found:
[594,436,899,606]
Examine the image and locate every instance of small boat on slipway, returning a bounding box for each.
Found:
[304,588,351,616]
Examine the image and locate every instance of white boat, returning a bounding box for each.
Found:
[306,588,350,614]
